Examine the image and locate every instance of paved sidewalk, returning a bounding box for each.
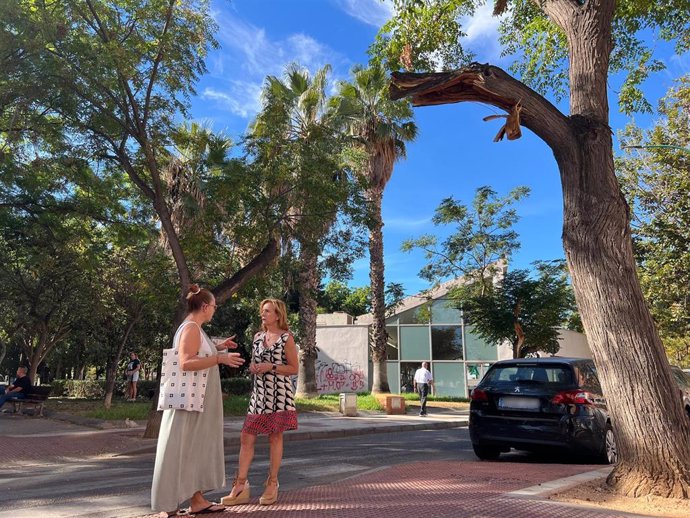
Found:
[136,461,626,518]
[0,406,642,517]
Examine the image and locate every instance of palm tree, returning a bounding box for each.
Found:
[334,65,417,393]
[250,64,349,397]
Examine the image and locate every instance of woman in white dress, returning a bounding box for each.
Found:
[151,284,244,517]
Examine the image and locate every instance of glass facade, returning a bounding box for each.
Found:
[383,296,498,397]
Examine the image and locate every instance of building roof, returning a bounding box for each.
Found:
[355,260,507,324]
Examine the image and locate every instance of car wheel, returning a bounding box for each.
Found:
[602,425,617,465]
[473,443,502,461]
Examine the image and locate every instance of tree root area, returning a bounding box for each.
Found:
[549,478,690,518]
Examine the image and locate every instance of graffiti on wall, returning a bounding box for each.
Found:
[316,360,366,393]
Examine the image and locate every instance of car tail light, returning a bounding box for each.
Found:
[551,390,594,405]
[470,388,488,401]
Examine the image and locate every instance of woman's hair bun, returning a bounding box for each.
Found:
[186,283,201,299]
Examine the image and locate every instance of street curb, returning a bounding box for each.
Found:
[44,410,136,430]
[119,419,468,456]
[506,467,612,498]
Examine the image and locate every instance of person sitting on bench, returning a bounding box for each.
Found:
[0,366,32,409]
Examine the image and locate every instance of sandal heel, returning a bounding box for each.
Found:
[259,477,279,506]
[221,480,250,506]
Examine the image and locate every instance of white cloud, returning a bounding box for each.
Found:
[203,13,344,120]
[336,0,393,28]
[384,216,432,230]
[202,82,263,119]
[460,3,507,62]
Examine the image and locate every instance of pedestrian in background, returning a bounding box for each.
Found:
[414,361,433,416]
[151,284,244,517]
[222,298,298,507]
[125,352,141,401]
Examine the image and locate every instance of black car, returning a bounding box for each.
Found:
[670,365,690,419]
[469,357,616,463]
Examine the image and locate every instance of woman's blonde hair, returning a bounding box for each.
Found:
[260,298,289,332]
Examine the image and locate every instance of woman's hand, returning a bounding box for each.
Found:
[214,335,238,351]
[217,352,244,368]
[249,362,273,375]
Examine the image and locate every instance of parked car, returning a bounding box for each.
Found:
[469,357,616,463]
[670,365,690,419]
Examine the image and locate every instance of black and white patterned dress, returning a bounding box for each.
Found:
[242,331,298,435]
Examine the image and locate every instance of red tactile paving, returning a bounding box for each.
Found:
[143,461,624,518]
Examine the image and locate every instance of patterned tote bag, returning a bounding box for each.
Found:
[157,321,212,412]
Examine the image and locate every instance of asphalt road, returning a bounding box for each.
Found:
[1,427,591,518]
[1,428,474,517]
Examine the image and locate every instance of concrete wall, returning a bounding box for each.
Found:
[553,328,591,358]
[498,328,591,360]
[314,325,369,394]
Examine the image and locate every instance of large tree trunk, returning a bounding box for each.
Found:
[556,0,690,497]
[389,2,690,494]
[295,248,319,397]
[368,189,390,393]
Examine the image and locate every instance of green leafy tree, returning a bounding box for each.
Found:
[317,280,405,318]
[454,261,577,358]
[617,75,690,367]
[402,185,529,295]
[249,64,358,397]
[381,0,690,496]
[333,64,418,393]
[2,0,287,437]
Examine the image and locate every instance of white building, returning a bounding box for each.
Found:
[315,279,590,398]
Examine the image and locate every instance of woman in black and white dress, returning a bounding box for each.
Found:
[222,298,298,507]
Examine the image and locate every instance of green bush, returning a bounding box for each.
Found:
[63,379,105,399]
[49,379,67,396]
[49,379,159,399]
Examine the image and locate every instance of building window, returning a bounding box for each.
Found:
[431,326,463,360]
[432,362,466,397]
[430,298,461,324]
[399,362,418,393]
[397,303,431,324]
[464,325,498,361]
[386,361,400,393]
[386,325,399,360]
[400,326,430,361]
[466,362,492,390]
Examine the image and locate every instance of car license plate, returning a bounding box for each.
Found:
[498,396,540,411]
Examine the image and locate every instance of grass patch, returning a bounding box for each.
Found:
[47,391,442,420]
[46,398,151,420]
[399,393,469,403]
[295,393,384,412]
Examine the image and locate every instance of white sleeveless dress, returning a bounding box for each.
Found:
[151,322,224,511]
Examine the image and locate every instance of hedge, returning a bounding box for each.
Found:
[49,377,251,399]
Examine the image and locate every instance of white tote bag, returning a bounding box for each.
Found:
[157,321,213,412]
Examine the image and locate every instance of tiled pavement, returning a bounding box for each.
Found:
[139,461,626,518]
[2,407,643,518]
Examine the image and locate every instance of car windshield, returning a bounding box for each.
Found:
[482,364,574,385]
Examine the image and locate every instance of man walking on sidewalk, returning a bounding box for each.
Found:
[413,362,433,416]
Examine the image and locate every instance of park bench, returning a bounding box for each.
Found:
[12,385,52,417]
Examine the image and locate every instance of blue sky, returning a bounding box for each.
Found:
[189,0,690,296]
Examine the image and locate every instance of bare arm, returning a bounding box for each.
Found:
[179,325,244,371]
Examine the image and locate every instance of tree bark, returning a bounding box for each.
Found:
[389,4,690,493]
[368,188,390,393]
[295,247,319,397]
[104,311,141,409]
